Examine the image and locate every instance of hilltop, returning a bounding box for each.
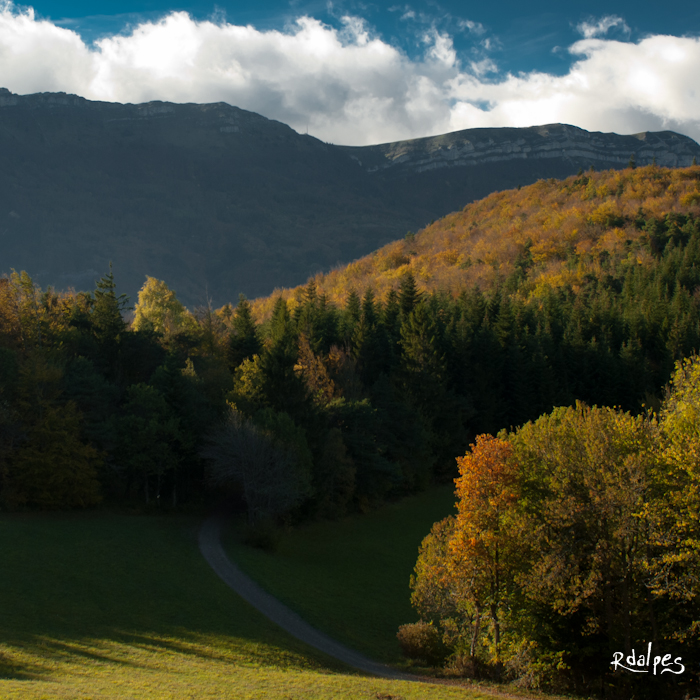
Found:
[1,88,698,306]
[252,164,700,317]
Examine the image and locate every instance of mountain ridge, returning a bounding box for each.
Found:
[342,123,697,175]
[1,88,698,306]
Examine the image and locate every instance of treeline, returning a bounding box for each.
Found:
[404,357,700,698]
[1,208,700,526]
[252,164,700,313]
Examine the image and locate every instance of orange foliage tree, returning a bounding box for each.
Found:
[450,435,519,662]
[411,435,521,664]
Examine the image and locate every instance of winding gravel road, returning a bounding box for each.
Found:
[198,514,417,681]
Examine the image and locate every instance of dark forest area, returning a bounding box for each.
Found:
[2,206,700,525]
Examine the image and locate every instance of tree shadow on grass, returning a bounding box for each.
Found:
[120,630,348,674]
[33,636,153,668]
[0,634,153,683]
[0,513,347,688]
[0,650,48,681]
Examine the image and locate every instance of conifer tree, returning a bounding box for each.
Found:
[228,294,261,369]
[90,266,129,380]
[353,288,389,385]
[399,271,420,318]
[341,290,361,344]
[92,265,128,344]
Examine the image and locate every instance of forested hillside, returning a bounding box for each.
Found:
[255,164,700,309]
[2,166,700,538]
[2,89,699,305]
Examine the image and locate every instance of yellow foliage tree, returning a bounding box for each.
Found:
[652,355,700,627]
[132,277,196,335]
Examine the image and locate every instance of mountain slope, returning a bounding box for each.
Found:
[251,164,700,317]
[0,89,408,306]
[1,88,698,306]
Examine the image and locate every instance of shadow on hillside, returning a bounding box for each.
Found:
[121,630,331,670]
[0,649,48,681]
[0,513,343,684]
[0,634,154,683]
[34,636,151,668]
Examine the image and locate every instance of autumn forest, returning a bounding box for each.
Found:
[2,164,700,697]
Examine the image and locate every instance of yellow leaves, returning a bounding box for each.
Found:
[294,334,336,405]
[587,200,624,228]
[435,249,460,266]
[384,264,412,280]
[453,435,519,556]
[680,189,700,207]
[529,237,568,264]
[132,276,196,335]
[232,354,265,404]
[248,165,700,318]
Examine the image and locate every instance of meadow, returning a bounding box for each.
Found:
[223,485,456,664]
[0,509,501,700]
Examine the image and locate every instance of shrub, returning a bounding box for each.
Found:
[396,621,447,665]
[243,516,281,551]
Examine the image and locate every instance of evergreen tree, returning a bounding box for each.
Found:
[399,271,420,318]
[92,265,129,344]
[117,383,182,504]
[228,294,261,369]
[90,266,129,380]
[353,288,387,384]
[341,290,361,344]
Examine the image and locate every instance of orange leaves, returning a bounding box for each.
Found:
[454,435,518,525]
[445,435,521,600]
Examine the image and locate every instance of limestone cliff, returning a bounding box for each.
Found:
[343,124,698,175]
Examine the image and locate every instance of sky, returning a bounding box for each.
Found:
[1,0,699,146]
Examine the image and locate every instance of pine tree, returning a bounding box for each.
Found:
[91,265,129,380]
[341,290,361,344]
[92,264,129,344]
[353,288,389,385]
[399,271,420,318]
[228,294,261,369]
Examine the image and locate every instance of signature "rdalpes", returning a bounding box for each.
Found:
[611,642,685,675]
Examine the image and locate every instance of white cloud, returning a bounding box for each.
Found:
[458,19,485,36]
[577,15,630,39]
[423,28,457,67]
[0,3,699,147]
[470,58,498,77]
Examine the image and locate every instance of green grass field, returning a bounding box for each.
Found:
[0,509,499,700]
[222,485,457,665]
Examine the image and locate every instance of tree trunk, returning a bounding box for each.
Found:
[470,605,481,659]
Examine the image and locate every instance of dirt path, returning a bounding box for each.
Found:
[198,515,540,700]
[198,514,418,681]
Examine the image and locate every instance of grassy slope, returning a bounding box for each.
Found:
[223,485,456,665]
[0,511,490,700]
[251,165,700,319]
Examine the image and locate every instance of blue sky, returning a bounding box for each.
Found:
[1,0,699,145]
[28,0,700,74]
